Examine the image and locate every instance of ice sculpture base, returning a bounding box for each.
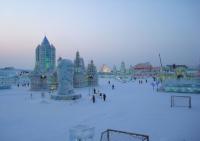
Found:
[51,94,81,100]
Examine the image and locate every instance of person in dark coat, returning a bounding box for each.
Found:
[93,88,96,94]
[151,82,155,91]
[112,84,115,90]
[103,94,106,101]
[92,95,95,103]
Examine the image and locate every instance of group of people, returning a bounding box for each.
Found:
[30,92,45,100]
[135,77,161,91]
[17,83,30,87]
[90,80,117,103]
[138,79,148,84]
[108,80,115,90]
[91,88,107,103]
[151,81,160,91]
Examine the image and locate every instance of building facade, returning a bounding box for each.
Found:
[35,36,56,73]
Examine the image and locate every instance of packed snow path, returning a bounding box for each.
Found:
[0,78,200,141]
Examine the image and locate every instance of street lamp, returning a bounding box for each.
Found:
[40,75,47,100]
[88,75,93,96]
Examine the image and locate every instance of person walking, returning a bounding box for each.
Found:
[103,94,106,101]
[112,84,115,90]
[92,95,95,103]
[151,82,155,91]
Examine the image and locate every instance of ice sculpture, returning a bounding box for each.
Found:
[57,58,74,95]
[158,79,200,93]
[69,125,95,141]
[51,58,81,100]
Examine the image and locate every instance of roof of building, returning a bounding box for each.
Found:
[132,62,152,70]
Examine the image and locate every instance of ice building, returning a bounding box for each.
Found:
[0,67,23,85]
[120,61,126,75]
[131,62,160,78]
[112,65,117,75]
[30,36,57,91]
[73,51,87,88]
[100,64,112,74]
[16,71,31,86]
[35,36,56,72]
[0,70,12,89]
[87,60,98,86]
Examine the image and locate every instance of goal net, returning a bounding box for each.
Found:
[100,129,149,141]
[171,96,191,108]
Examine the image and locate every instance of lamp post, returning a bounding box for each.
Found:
[88,75,93,96]
[40,75,47,100]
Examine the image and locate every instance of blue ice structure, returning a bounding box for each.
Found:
[87,60,98,86]
[73,51,87,88]
[69,125,95,141]
[158,79,200,94]
[30,36,57,91]
[51,58,81,100]
[0,71,11,89]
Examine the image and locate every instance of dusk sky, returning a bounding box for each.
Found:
[0,0,200,69]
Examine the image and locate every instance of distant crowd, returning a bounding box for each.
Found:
[90,80,115,103]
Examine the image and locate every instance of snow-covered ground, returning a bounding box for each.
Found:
[0,78,200,141]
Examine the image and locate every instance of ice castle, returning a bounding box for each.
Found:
[87,60,98,86]
[120,61,126,75]
[73,51,88,88]
[30,37,98,91]
[30,36,57,91]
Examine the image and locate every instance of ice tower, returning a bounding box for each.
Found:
[120,61,126,75]
[30,36,57,91]
[35,36,56,73]
[87,60,98,86]
[73,51,87,88]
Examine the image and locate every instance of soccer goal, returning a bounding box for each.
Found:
[171,96,192,108]
[100,129,149,141]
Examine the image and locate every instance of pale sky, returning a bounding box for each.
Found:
[0,0,200,69]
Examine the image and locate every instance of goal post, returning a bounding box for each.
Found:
[171,95,191,108]
[100,129,149,141]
